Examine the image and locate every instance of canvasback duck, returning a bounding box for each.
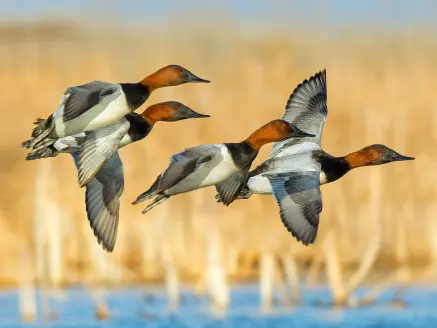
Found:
[132,120,314,213]
[216,70,414,245]
[29,102,209,252]
[21,65,209,150]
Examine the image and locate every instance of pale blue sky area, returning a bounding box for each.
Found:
[0,0,436,32]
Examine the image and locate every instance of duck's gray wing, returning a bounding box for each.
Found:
[72,151,124,252]
[270,70,327,156]
[215,170,248,206]
[77,117,130,187]
[61,81,121,123]
[266,170,322,245]
[157,146,217,192]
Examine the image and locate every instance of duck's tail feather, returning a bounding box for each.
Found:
[131,175,161,205]
[25,145,59,160]
[141,195,170,214]
[32,118,48,137]
[22,115,55,149]
[21,139,33,149]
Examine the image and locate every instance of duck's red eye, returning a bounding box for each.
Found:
[175,104,180,109]
[379,148,384,153]
[176,68,182,73]
[283,123,288,127]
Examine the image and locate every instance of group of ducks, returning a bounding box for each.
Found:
[22,65,414,252]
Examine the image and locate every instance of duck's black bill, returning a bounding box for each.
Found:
[190,73,210,83]
[393,154,415,161]
[188,111,210,119]
[293,127,316,138]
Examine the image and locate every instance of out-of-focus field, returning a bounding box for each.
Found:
[0,22,434,286]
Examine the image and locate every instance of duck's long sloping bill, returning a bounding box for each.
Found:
[73,151,124,252]
[62,81,121,122]
[77,118,130,188]
[266,171,322,245]
[271,70,327,156]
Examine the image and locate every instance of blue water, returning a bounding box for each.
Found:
[1,284,437,327]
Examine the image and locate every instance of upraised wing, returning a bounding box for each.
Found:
[270,70,327,157]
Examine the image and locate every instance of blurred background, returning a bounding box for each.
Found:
[0,0,436,326]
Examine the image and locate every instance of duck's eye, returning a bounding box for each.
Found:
[379,148,384,153]
[175,104,180,109]
[176,68,182,73]
[282,123,288,128]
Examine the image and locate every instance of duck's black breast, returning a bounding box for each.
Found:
[312,150,350,183]
[225,142,259,171]
[125,113,152,142]
[120,83,150,111]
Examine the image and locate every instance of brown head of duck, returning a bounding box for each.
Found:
[344,144,414,169]
[140,65,210,92]
[141,101,210,125]
[245,119,315,150]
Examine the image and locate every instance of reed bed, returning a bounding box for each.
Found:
[0,22,434,287]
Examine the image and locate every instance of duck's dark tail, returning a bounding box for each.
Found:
[25,145,59,160]
[21,115,56,149]
[141,195,170,214]
[131,175,161,205]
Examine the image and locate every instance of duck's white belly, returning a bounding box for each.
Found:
[247,175,272,194]
[248,169,327,195]
[118,134,132,149]
[166,146,238,195]
[54,92,130,137]
[319,171,328,185]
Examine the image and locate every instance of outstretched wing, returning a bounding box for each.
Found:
[72,151,124,252]
[266,170,322,245]
[77,118,130,187]
[61,81,121,122]
[271,70,327,156]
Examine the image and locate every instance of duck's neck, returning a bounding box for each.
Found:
[315,151,351,184]
[226,141,259,171]
[317,149,376,183]
[122,113,153,146]
[120,83,151,111]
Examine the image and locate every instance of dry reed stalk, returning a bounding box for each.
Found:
[324,229,347,305]
[161,243,180,312]
[281,253,301,304]
[19,244,36,322]
[205,226,229,315]
[259,251,275,313]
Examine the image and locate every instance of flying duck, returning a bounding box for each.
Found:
[216,70,414,245]
[132,119,314,213]
[28,101,209,252]
[21,65,209,151]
